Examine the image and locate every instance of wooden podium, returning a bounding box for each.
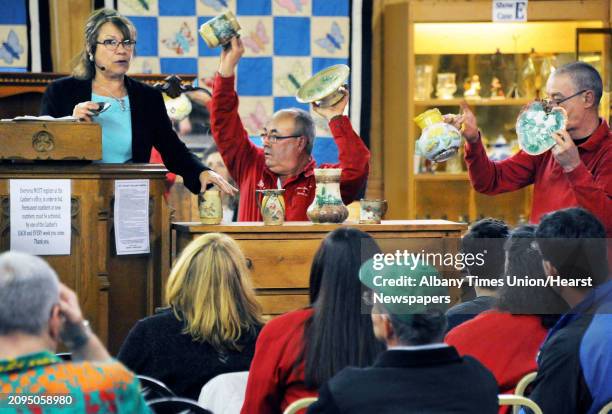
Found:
[0,163,171,354]
[173,220,467,317]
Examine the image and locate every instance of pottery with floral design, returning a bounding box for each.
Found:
[199,189,222,224]
[256,189,286,225]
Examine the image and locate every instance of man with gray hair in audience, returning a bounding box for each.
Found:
[0,251,150,413]
[307,260,498,413]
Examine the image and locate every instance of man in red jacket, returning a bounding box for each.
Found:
[210,37,370,222]
[448,62,611,236]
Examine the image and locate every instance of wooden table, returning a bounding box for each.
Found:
[173,220,467,317]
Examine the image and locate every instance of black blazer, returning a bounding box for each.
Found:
[308,347,499,414]
[40,76,207,194]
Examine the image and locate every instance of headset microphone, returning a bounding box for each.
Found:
[90,54,106,71]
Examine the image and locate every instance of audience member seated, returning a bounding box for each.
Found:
[527,208,612,414]
[118,233,263,400]
[241,228,384,413]
[446,225,568,408]
[446,218,510,331]
[307,259,499,413]
[0,252,150,413]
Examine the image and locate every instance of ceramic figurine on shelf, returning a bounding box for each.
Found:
[435,73,457,100]
[463,75,481,99]
[490,77,505,99]
[520,51,537,99]
[537,56,555,98]
[415,65,434,100]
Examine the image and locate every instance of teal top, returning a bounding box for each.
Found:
[0,350,151,413]
[92,92,132,163]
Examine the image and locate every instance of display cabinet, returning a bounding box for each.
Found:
[380,0,611,226]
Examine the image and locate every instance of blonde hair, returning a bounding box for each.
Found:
[166,233,263,351]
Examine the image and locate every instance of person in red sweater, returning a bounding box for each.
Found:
[210,37,370,221]
[447,62,611,236]
[241,228,384,413]
[445,225,568,412]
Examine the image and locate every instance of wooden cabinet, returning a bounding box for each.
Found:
[380,0,611,225]
[173,220,466,317]
[0,164,171,354]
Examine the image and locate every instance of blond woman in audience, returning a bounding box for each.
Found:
[118,233,263,400]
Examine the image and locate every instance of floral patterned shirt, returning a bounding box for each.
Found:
[0,350,151,413]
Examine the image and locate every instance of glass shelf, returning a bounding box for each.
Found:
[414,98,532,107]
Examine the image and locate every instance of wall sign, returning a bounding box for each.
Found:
[493,1,528,22]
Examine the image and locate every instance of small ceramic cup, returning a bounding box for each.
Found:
[198,189,222,225]
[359,199,388,224]
[199,11,241,48]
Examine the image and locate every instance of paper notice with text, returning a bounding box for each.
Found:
[114,180,150,255]
[10,179,71,255]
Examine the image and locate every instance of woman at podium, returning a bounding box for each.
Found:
[40,8,236,196]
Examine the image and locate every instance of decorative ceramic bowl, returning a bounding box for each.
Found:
[414,108,462,162]
[516,101,567,155]
[296,64,350,108]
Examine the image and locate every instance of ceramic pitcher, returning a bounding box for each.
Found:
[306,168,348,224]
[256,189,286,225]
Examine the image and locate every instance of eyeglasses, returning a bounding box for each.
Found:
[259,131,302,144]
[96,39,136,51]
[547,89,587,106]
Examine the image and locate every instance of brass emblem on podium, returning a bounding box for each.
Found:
[32,130,55,152]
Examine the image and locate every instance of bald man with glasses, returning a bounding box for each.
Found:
[210,37,370,222]
[447,61,611,236]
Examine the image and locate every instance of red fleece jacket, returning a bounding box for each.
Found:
[210,74,370,222]
[464,120,611,236]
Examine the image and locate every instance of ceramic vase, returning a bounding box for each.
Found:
[256,189,286,225]
[306,168,348,224]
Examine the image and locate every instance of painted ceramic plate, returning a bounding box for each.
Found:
[516,102,567,155]
[296,64,350,103]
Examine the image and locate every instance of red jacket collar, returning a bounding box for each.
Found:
[262,157,316,185]
[579,119,610,152]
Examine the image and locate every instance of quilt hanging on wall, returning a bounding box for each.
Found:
[119,0,351,164]
[0,0,28,72]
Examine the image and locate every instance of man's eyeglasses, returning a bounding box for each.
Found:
[96,39,137,51]
[259,131,302,144]
[547,89,587,106]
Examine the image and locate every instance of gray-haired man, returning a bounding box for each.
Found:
[0,251,150,413]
